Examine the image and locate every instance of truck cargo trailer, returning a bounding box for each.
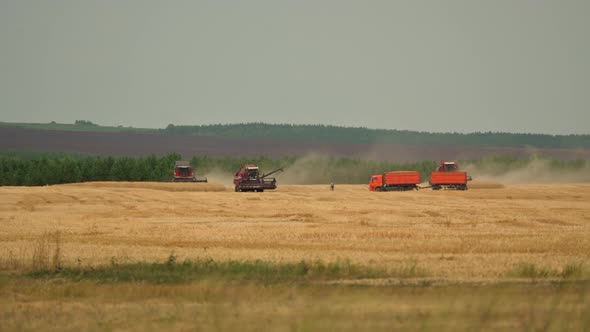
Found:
[429,172,469,190]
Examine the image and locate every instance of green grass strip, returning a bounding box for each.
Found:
[25,258,406,284]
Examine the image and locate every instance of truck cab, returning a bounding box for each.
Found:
[369,175,383,191]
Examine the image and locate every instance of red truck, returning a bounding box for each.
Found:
[369,171,421,191]
[429,161,470,190]
[233,165,283,192]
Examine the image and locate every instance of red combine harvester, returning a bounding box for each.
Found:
[233,165,283,192]
[173,161,207,182]
[369,171,421,191]
[429,161,471,190]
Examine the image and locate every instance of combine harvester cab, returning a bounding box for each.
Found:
[173,161,208,182]
[429,161,471,190]
[233,165,283,192]
[370,171,421,192]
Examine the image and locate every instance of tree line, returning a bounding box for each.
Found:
[0,152,587,186]
[0,153,437,186]
[3,121,588,149]
[0,154,181,186]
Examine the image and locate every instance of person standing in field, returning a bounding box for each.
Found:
[330,183,334,191]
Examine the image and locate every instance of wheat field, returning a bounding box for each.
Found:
[1,181,589,280]
[1,181,590,331]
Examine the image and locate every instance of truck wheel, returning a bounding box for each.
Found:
[234,186,239,192]
[375,187,382,192]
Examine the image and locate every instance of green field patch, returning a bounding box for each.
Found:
[506,262,587,280]
[24,257,413,284]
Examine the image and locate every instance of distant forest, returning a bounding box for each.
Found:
[162,123,590,149]
[1,121,588,150]
[0,153,181,186]
[0,152,588,186]
[0,152,435,186]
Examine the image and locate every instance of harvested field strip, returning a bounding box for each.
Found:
[468,181,505,189]
[1,184,589,280]
[61,181,226,192]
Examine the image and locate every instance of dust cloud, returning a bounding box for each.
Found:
[202,154,367,186]
[464,158,590,184]
[203,169,235,188]
[207,155,590,187]
[280,154,332,185]
[279,154,377,185]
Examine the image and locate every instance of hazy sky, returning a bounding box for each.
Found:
[1,1,589,134]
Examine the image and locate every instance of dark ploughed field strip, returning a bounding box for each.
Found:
[1,127,589,162]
